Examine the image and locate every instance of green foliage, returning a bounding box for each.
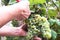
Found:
[11,19,19,27]
[48,18,60,27]
[40,8,46,16]
[30,0,46,5]
[11,0,16,2]
[48,19,56,26]
[6,36,14,40]
[1,0,10,5]
[48,9,58,18]
[51,30,57,40]
[56,19,60,26]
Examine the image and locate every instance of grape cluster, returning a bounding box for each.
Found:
[25,14,51,40]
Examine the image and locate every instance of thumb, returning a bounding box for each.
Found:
[19,23,28,32]
[33,36,42,40]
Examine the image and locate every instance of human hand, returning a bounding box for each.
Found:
[0,23,28,36]
[16,23,28,36]
[33,36,42,40]
[16,23,42,40]
[14,1,30,21]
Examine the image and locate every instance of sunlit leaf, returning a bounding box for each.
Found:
[10,0,15,2]
[29,0,46,5]
[48,9,58,18]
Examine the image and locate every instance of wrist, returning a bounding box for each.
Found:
[0,27,19,36]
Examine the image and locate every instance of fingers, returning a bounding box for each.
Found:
[20,4,31,19]
[18,23,25,28]
[16,23,28,36]
[18,23,28,32]
[21,11,31,19]
[19,29,27,36]
[14,0,30,20]
[13,23,27,36]
[33,36,42,40]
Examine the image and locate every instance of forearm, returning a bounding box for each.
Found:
[0,4,20,27]
[0,27,25,36]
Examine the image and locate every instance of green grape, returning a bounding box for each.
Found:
[26,32,33,40]
[47,29,51,32]
[34,14,41,18]
[32,19,35,23]
[34,28,39,32]
[31,25,36,29]
[43,32,51,39]
[43,21,50,27]
[41,17,47,22]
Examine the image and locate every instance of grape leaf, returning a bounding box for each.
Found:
[48,19,56,26]
[51,30,57,40]
[57,29,60,34]
[56,20,60,26]
[29,0,46,5]
[48,9,58,18]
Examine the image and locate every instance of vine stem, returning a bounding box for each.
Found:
[51,0,60,19]
[51,0,59,12]
[42,2,49,18]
